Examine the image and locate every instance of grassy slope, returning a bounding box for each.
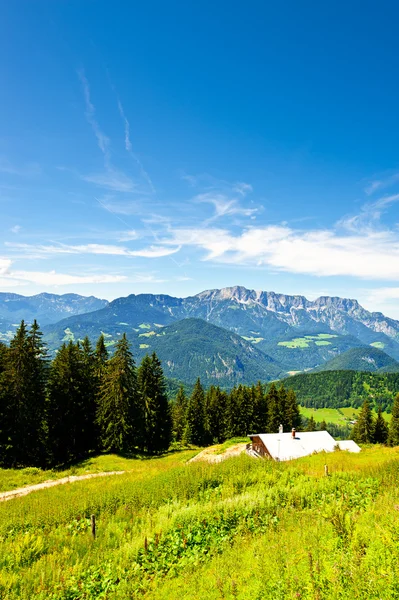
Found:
[1,447,399,599]
[300,406,392,425]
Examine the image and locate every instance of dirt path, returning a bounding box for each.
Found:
[189,443,247,464]
[0,471,125,503]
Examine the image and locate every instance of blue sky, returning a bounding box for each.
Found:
[2,2,399,316]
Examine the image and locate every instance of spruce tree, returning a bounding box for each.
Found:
[1,320,47,467]
[183,378,206,445]
[235,384,254,437]
[305,415,316,432]
[285,388,302,430]
[373,405,388,444]
[319,419,327,431]
[352,399,374,444]
[81,336,99,453]
[388,393,399,447]
[278,384,288,431]
[96,334,141,454]
[206,385,228,442]
[138,353,171,454]
[95,334,108,376]
[225,387,240,438]
[251,381,268,432]
[172,386,188,442]
[46,341,88,465]
[266,383,280,433]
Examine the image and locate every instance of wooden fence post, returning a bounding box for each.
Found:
[324,465,329,477]
[91,514,96,539]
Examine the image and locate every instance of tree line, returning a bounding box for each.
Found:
[172,379,302,446]
[351,398,399,446]
[0,321,171,468]
[0,321,302,468]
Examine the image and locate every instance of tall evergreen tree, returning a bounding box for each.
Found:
[235,384,254,437]
[47,341,88,465]
[96,334,141,454]
[172,386,188,442]
[278,384,288,431]
[251,381,268,432]
[183,378,206,445]
[285,388,302,430]
[352,399,374,444]
[95,334,108,376]
[0,320,47,467]
[80,336,99,453]
[388,393,399,447]
[138,352,171,454]
[266,383,280,433]
[319,420,327,431]
[305,415,316,432]
[225,387,240,438]
[373,405,388,444]
[206,385,228,442]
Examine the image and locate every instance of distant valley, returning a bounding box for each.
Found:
[1,286,399,385]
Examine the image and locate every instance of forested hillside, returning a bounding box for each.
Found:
[284,370,399,411]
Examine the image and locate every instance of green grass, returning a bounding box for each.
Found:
[279,333,338,349]
[138,331,156,338]
[300,406,392,425]
[242,336,264,344]
[370,341,385,349]
[138,323,152,329]
[1,447,399,598]
[315,340,331,346]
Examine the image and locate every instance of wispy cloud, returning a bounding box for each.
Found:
[78,69,110,163]
[0,256,126,287]
[116,99,155,192]
[339,193,399,233]
[365,172,399,195]
[10,225,21,234]
[232,182,253,196]
[195,192,258,221]
[82,169,139,193]
[0,158,41,177]
[7,242,181,259]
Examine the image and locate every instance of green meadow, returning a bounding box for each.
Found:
[1,446,399,599]
[300,406,392,425]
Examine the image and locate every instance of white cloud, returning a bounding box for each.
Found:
[10,225,21,234]
[232,182,253,196]
[365,172,399,195]
[78,69,110,162]
[160,222,399,280]
[194,192,257,221]
[7,242,180,259]
[82,169,139,193]
[0,258,12,275]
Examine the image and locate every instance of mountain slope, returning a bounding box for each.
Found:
[312,346,399,373]
[132,318,283,387]
[0,293,107,328]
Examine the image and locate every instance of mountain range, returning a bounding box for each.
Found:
[1,286,399,385]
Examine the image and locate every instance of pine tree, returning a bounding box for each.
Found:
[96,334,141,454]
[266,383,280,433]
[80,336,99,453]
[0,321,48,467]
[95,334,108,376]
[388,394,399,447]
[319,420,327,431]
[373,405,388,444]
[172,386,188,442]
[47,342,89,465]
[306,415,316,432]
[278,384,288,431]
[225,387,240,438]
[285,388,302,430]
[138,353,171,454]
[352,399,374,444]
[183,378,206,445]
[235,384,253,437]
[251,381,268,432]
[206,386,228,442]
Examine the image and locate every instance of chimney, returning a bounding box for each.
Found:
[291,428,296,439]
[278,424,283,434]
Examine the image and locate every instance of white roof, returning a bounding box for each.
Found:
[337,440,361,453]
[250,431,358,461]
